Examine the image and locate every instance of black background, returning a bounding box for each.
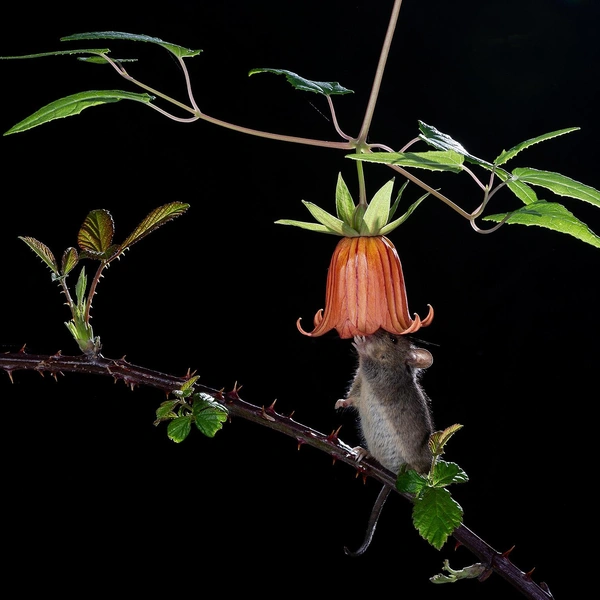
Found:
[1,1,598,597]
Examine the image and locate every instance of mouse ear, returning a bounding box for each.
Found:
[408,348,433,369]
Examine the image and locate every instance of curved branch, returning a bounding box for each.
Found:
[0,350,552,600]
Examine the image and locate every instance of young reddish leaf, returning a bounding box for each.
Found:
[18,236,59,273]
[118,202,190,251]
[77,209,115,255]
[61,247,79,276]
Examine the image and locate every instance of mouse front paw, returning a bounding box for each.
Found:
[352,446,370,463]
[335,396,357,410]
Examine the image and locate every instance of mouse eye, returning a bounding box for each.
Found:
[388,335,398,344]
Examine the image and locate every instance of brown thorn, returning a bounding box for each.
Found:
[525,567,535,579]
[260,406,276,422]
[327,425,343,443]
[19,344,27,353]
[502,545,516,558]
[266,399,277,413]
[6,370,14,384]
[297,438,305,451]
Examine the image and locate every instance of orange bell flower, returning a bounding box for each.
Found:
[297,235,433,338]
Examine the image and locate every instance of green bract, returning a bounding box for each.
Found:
[275,173,428,237]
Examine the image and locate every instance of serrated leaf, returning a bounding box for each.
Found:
[193,394,228,438]
[4,90,154,135]
[348,150,464,173]
[494,127,579,166]
[18,236,59,273]
[248,68,353,95]
[484,200,600,248]
[335,173,355,225]
[167,416,192,443]
[512,167,600,208]
[118,202,190,251]
[155,400,179,420]
[418,121,493,168]
[430,460,469,487]
[61,31,202,59]
[61,247,79,276]
[362,178,394,235]
[78,209,115,255]
[396,469,427,496]
[429,424,463,456]
[179,375,200,394]
[412,487,463,550]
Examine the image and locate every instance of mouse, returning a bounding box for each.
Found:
[335,328,435,556]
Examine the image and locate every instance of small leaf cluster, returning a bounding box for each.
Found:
[20,202,189,354]
[396,424,468,550]
[155,376,229,442]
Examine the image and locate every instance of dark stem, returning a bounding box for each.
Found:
[0,350,553,600]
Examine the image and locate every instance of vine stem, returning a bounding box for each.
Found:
[0,350,553,600]
[357,0,404,144]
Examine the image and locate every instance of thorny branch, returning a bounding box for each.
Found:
[0,349,553,600]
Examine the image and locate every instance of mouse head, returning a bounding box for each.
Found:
[353,328,433,369]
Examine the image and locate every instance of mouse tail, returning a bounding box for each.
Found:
[343,485,391,557]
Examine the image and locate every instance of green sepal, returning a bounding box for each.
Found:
[380,190,429,236]
[335,172,355,224]
[361,178,394,235]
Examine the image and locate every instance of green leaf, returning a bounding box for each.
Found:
[396,469,428,496]
[167,416,192,443]
[361,178,394,234]
[118,202,190,251]
[4,90,154,135]
[429,460,469,487]
[61,31,202,59]
[193,394,228,438]
[484,201,600,248]
[348,150,464,173]
[412,487,463,550]
[335,173,355,225]
[74,267,88,306]
[18,236,59,273]
[61,247,79,276]
[155,400,179,421]
[78,209,115,256]
[418,121,493,168]
[248,68,353,95]
[512,167,600,208]
[494,127,579,166]
[0,49,110,60]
